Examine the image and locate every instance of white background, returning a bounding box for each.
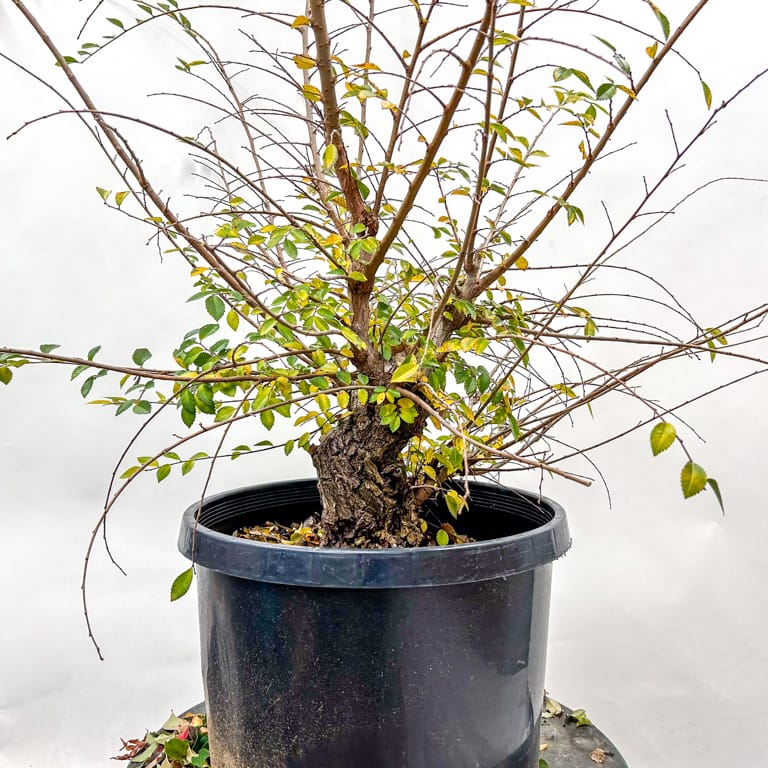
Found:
[1,2,767,766]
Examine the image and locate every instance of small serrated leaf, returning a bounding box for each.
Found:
[650,422,676,456]
[170,568,194,601]
[593,35,616,52]
[322,144,339,171]
[707,477,725,515]
[205,294,225,321]
[132,347,152,366]
[226,308,240,331]
[293,54,315,70]
[80,376,95,398]
[681,461,707,499]
[444,489,465,519]
[157,464,171,482]
[648,3,670,39]
[390,357,419,384]
[595,82,617,100]
[181,406,196,428]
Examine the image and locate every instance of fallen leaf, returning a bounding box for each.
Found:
[591,747,607,763]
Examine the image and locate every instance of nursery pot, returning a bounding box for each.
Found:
[178,479,570,768]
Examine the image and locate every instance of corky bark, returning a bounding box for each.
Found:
[310,402,426,547]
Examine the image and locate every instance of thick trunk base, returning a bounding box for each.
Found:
[310,405,424,547]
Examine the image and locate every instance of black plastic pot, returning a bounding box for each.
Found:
[178,479,570,768]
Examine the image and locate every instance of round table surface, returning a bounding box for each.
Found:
[539,702,628,767]
[129,699,628,767]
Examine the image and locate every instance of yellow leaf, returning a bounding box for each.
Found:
[291,15,309,28]
[341,327,367,349]
[301,84,322,102]
[390,357,420,384]
[293,54,315,70]
[322,144,338,170]
[514,255,528,270]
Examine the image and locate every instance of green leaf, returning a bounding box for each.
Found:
[595,82,617,100]
[180,387,196,413]
[553,66,572,82]
[96,186,111,201]
[707,477,725,515]
[106,17,125,29]
[80,376,95,398]
[194,386,216,415]
[215,405,236,422]
[445,489,465,519]
[87,345,101,361]
[226,308,240,331]
[115,191,130,207]
[390,357,420,384]
[205,295,225,321]
[614,54,631,76]
[0,367,12,385]
[701,80,712,109]
[680,461,707,499]
[132,400,151,415]
[650,422,676,456]
[40,343,60,353]
[436,529,449,546]
[170,568,194,601]
[649,2,671,40]
[164,737,188,761]
[593,35,616,52]
[132,347,152,366]
[157,464,171,482]
[190,748,210,767]
[568,708,592,727]
[260,409,275,430]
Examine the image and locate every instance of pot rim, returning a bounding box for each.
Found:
[177,478,571,588]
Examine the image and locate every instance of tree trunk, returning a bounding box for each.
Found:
[310,403,426,548]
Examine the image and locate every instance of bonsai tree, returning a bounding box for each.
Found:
[2,1,766,573]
